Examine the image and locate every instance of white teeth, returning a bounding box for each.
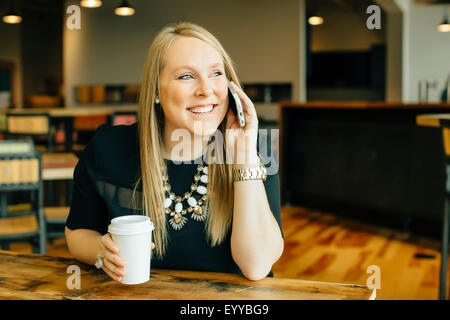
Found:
[189,105,214,113]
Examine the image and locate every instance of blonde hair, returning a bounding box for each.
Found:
[133,22,241,259]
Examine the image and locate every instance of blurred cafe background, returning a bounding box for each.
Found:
[0,0,449,299]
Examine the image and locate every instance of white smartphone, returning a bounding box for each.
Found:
[228,82,246,127]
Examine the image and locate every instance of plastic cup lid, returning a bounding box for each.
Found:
[108,215,154,235]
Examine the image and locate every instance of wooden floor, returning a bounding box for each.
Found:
[272,206,449,300]
[8,206,450,300]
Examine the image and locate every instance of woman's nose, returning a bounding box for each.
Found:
[195,78,213,97]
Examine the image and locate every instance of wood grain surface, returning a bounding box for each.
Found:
[0,250,373,300]
[1,106,137,118]
[9,206,448,299]
[272,207,448,300]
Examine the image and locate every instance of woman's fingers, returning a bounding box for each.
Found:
[100,235,155,282]
[102,263,123,282]
[104,250,125,268]
[101,233,119,254]
[103,255,125,279]
[226,108,237,128]
[229,81,257,118]
[98,233,125,282]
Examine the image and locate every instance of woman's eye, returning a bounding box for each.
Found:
[179,74,193,80]
[178,72,222,80]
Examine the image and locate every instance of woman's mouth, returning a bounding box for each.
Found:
[187,104,217,116]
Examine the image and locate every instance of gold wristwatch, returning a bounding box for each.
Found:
[233,163,267,182]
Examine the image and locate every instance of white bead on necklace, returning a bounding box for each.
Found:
[163,162,208,230]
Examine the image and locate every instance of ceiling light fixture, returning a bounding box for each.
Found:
[308,15,324,26]
[80,0,103,8]
[115,0,135,16]
[2,0,22,24]
[437,8,450,32]
[307,0,323,26]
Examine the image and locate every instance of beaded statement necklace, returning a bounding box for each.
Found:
[163,161,208,230]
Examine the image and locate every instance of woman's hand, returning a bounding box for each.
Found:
[98,233,155,282]
[225,81,259,168]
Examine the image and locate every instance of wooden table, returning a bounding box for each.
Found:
[0,250,375,300]
[416,113,450,300]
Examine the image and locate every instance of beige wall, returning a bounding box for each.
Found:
[64,0,304,112]
[394,0,450,103]
[409,3,450,102]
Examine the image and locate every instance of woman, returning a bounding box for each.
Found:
[65,22,284,282]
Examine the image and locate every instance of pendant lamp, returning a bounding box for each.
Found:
[115,0,135,16]
[437,8,450,33]
[2,0,22,24]
[80,0,103,8]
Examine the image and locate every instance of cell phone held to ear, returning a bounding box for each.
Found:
[228,82,246,127]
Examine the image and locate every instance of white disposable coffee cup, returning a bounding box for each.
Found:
[108,215,154,285]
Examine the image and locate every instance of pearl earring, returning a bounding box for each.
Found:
[155,97,160,104]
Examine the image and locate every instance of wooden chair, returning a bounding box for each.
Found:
[41,152,78,241]
[6,113,78,206]
[6,113,80,152]
[0,140,73,244]
[44,206,70,241]
[0,140,46,254]
[0,114,7,140]
[6,113,54,152]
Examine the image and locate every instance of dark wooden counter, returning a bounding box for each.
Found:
[0,250,374,300]
[278,102,450,239]
[279,101,450,109]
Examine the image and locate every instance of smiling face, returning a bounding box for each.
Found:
[158,36,229,139]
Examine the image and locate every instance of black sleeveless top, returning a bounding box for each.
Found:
[66,123,282,276]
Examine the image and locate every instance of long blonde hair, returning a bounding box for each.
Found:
[134,22,241,259]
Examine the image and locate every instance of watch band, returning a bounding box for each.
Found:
[233,163,267,182]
